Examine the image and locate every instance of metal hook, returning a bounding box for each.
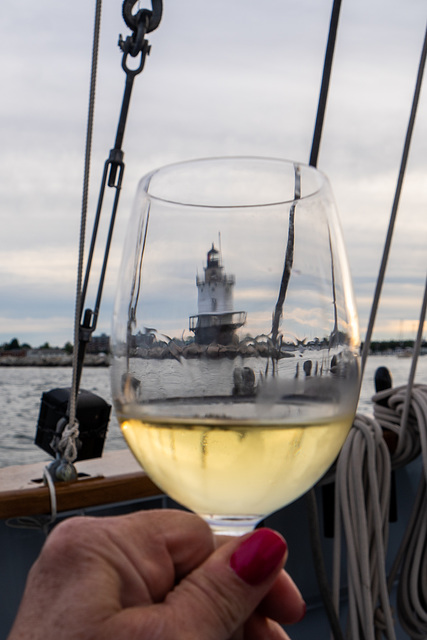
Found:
[122,0,162,34]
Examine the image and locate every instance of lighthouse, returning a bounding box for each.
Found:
[189,244,247,345]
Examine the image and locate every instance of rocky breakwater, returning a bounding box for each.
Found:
[0,350,109,367]
[131,340,296,360]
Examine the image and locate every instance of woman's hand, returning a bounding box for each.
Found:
[8,509,305,640]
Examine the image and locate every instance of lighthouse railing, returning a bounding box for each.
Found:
[189,311,247,332]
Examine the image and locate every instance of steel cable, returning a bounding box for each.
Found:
[58,0,103,464]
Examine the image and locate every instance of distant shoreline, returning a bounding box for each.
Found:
[0,354,109,367]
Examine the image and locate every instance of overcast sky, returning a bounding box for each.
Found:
[0,0,426,347]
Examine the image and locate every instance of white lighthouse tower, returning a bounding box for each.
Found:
[189,244,246,345]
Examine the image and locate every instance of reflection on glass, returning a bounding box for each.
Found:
[111,157,360,535]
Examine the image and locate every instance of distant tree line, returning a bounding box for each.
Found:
[0,337,73,353]
[1,337,32,351]
[363,339,421,353]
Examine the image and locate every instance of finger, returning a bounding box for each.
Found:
[229,627,244,640]
[163,528,304,639]
[96,509,216,604]
[100,528,293,640]
[244,613,292,640]
[34,510,215,609]
[257,569,306,625]
[215,532,306,627]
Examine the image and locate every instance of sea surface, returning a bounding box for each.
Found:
[1,354,426,469]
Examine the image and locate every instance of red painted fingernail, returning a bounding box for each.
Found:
[230,529,287,586]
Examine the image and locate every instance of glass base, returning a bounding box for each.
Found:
[201,514,264,536]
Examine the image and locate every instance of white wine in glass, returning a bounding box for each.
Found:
[111,157,360,535]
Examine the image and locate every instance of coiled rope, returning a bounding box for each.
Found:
[308,19,427,640]
[376,384,427,639]
[333,412,395,640]
[330,381,427,640]
[330,377,427,639]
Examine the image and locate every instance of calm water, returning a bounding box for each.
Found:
[0,354,426,469]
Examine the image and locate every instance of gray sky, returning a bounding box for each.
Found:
[0,0,426,347]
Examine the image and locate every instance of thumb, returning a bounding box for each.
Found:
[163,528,293,639]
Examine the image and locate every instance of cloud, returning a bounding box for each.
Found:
[1,249,77,283]
[0,0,426,347]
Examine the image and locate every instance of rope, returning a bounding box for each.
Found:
[6,466,58,535]
[329,293,427,639]
[379,385,427,639]
[329,379,427,640]
[332,414,395,640]
[328,310,427,640]
[395,271,427,460]
[62,0,103,464]
[319,22,427,639]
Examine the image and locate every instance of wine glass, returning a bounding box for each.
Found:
[111,157,360,536]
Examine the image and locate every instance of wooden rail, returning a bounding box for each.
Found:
[0,450,162,520]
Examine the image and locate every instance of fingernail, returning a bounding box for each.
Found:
[297,601,307,623]
[230,529,287,586]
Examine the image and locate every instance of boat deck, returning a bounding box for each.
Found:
[0,450,161,520]
[0,450,421,639]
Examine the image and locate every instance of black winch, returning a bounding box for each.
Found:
[35,387,111,462]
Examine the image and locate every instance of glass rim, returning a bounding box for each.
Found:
[139,156,328,209]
